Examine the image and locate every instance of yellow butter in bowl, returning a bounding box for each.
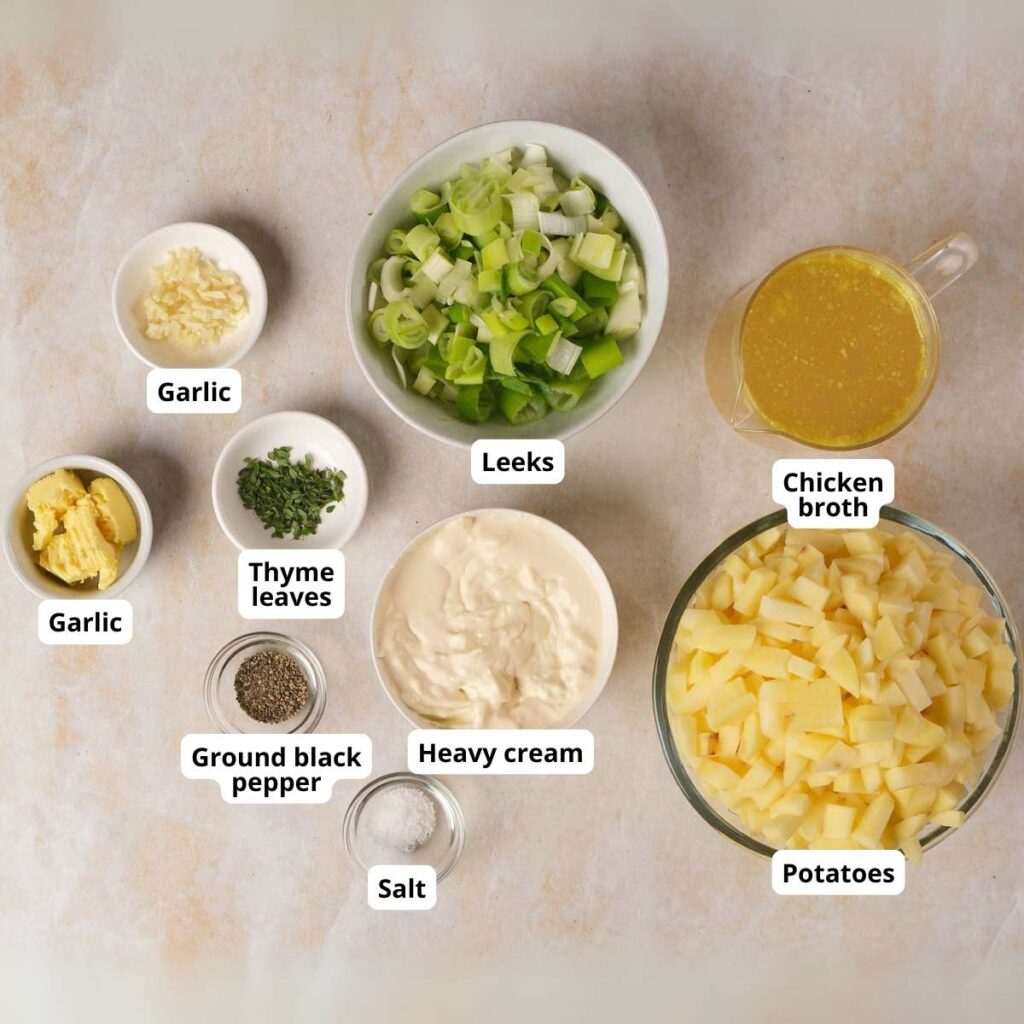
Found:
[25,471,138,590]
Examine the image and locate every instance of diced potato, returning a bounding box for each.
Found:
[792,680,844,731]
[841,575,879,624]
[870,616,904,661]
[885,763,941,790]
[733,568,777,617]
[743,646,793,679]
[791,574,831,611]
[852,792,894,848]
[823,648,860,696]
[759,595,825,628]
[690,623,757,654]
[822,803,857,839]
[710,571,734,611]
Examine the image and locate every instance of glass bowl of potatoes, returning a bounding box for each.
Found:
[653,507,1020,863]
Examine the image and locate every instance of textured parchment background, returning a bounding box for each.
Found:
[1,3,1022,1021]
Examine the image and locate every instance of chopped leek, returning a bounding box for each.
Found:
[413,366,437,395]
[581,335,623,378]
[411,188,447,222]
[505,261,539,296]
[537,211,588,236]
[606,288,643,339]
[406,224,439,262]
[380,256,410,302]
[419,249,453,284]
[385,229,409,255]
[365,144,646,425]
[489,333,522,376]
[546,335,583,375]
[499,387,547,425]
[449,176,503,236]
[456,384,495,422]
[383,301,429,350]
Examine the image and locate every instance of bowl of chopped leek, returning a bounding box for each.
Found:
[347,121,668,447]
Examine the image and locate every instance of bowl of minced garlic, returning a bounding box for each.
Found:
[3,456,152,599]
[112,222,267,369]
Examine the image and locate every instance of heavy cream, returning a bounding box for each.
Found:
[374,510,608,728]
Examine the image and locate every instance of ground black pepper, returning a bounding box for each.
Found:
[234,649,311,724]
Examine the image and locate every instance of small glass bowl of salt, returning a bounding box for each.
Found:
[344,773,465,881]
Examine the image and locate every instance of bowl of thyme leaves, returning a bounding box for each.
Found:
[212,411,369,549]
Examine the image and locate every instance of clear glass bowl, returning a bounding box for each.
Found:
[653,507,1022,859]
[204,631,327,734]
[344,773,465,882]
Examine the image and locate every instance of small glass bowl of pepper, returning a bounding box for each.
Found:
[205,631,327,734]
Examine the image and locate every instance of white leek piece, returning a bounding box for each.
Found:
[419,249,454,284]
[520,142,547,166]
[436,258,473,304]
[380,255,410,302]
[537,211,588,237]
[367,280,379,313]
[545,335,583,375]
[407,276,437,310]
[413,366,437,395]
[559,180,596,217]
[606,288,642,339]
[507,191,540,231]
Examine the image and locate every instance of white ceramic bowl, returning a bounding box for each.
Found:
[212,411,369,550]
[370,508,619,728]
[3,455,153,600]
[112,222,268,369]
[347,120,669,448]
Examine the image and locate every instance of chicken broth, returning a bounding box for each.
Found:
[740,248,930,448]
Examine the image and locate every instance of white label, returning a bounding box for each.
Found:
[238,549,345,620]
[367,865,437,911]
[146,368,241,413]
[408,729,594,775]
[180,733,371,803]
[772,459,894,528]
[38,599,132,645]
[772,851,905,895]
[471,439,565,485]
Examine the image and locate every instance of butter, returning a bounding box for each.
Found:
[89,478,138,545]
[25,471,136,590]
[24,469,86,550]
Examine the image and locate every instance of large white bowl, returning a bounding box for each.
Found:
[3,455,153,600]
[113,222,268,369]
[370,508,619,729]
[212,411,369,550]
[347,120,669,448]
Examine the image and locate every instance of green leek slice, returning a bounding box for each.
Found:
[383,301,429,350]
[489,333,522,376]
[499,386,548,425]
[581,334,624,378]
[449,175,503,236]
[456,384,495,422]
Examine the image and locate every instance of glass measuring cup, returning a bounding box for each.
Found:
[704,233,979,450]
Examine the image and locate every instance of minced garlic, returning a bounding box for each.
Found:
[142,247,247,349]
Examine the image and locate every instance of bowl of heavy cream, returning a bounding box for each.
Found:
[372,509,618,729]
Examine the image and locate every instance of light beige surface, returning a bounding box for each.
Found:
[1,7,1023,1022]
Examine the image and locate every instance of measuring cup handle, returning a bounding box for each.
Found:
[905,232,979,300]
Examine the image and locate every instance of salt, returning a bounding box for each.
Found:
[365,785,437,854]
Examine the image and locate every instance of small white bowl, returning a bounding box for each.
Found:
[346,120,669,448]
[212,411,369,550]
[112,222,268,369]
[3,455,153,600]
[370,508,619,729]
